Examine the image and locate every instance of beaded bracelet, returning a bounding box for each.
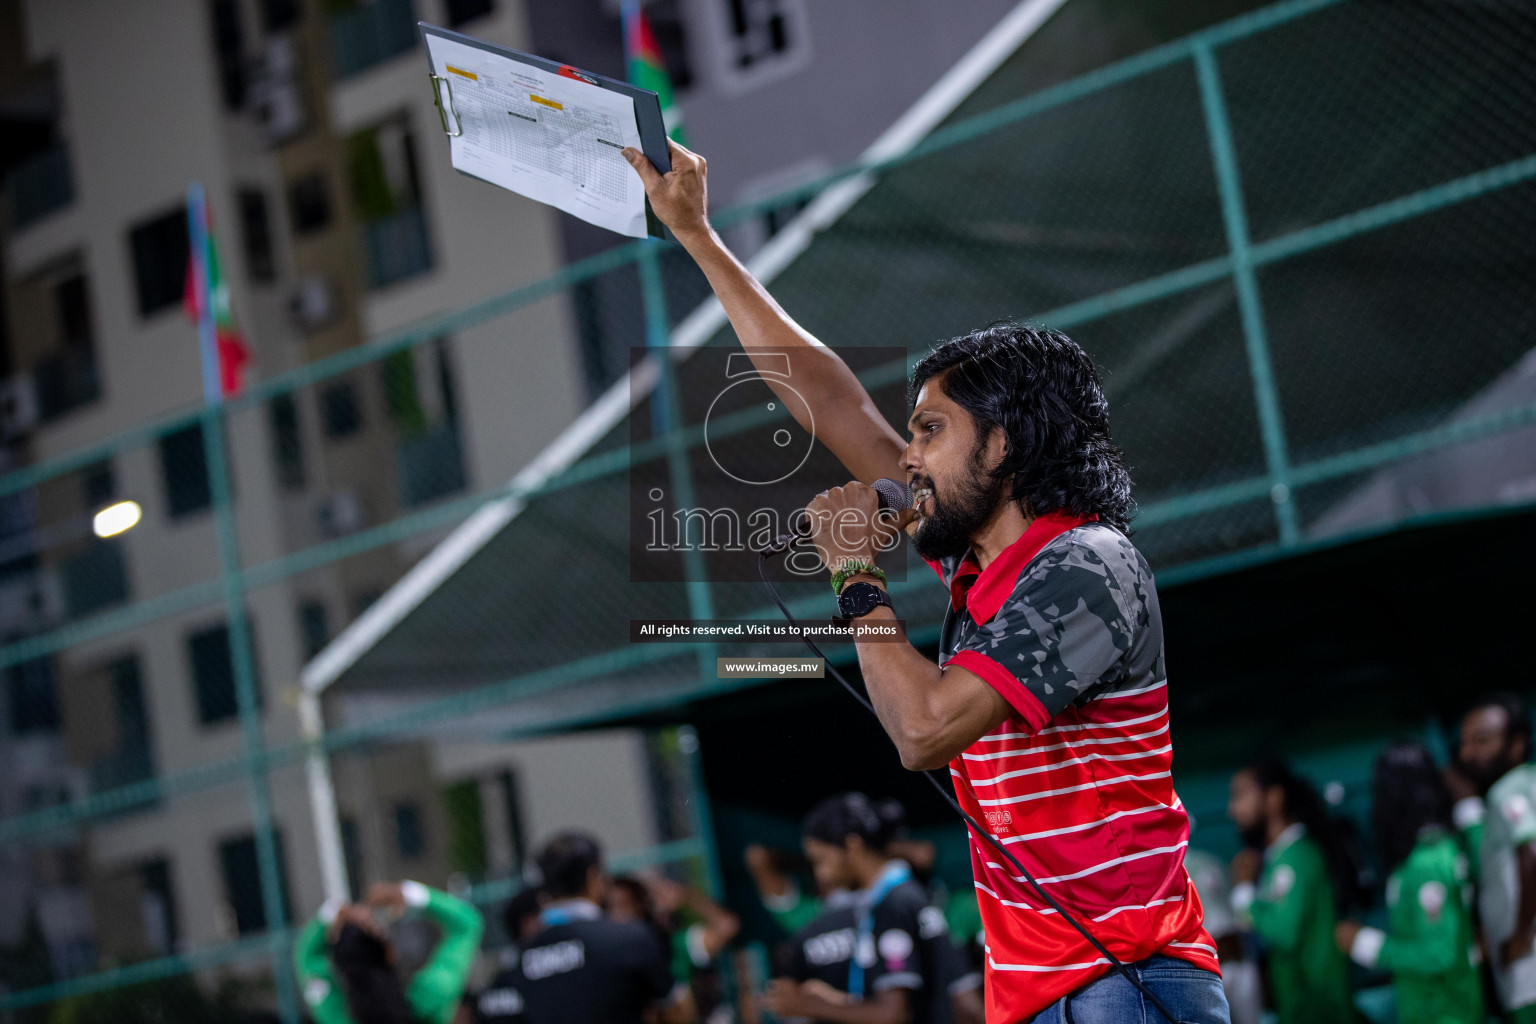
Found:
[830,558,887,595]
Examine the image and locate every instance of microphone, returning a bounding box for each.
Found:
[761,478,913,556]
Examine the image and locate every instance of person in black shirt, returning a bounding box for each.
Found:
[473,887,544,1024]
[476,832,694,1024]
[764,794,964,1024]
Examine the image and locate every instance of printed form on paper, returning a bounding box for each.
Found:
[426,33,649,238]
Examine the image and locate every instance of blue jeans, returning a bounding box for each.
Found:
[1031,956,1232,1024]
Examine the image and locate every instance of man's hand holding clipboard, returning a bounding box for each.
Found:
[622,142,711,244]
[420,23,671,238]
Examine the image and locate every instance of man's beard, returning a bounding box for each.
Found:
[1237,821,1268,850]
[912,448,1010,562]
[1458,748,1516,794]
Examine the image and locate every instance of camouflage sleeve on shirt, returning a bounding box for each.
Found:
[950,531,1156,725]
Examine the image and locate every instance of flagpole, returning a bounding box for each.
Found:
[186,184,222,407]
[186,181,300,1024]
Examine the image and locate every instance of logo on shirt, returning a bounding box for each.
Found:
[804,928,856,967]
[918,905,949,940]
[878,928,914,968]
[983,809,1014,833]
[304,978,330,1007]
[1265,864,1297,901]
[479,987,525,1016]
[1418,881,1447,923]
[523,939,585,980]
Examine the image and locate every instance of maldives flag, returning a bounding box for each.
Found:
[183,203,252,399]
[622,0,686,143]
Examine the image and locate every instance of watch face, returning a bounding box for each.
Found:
[839,583,887,619]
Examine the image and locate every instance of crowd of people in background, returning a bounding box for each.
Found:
[1211,692,1536,1024]
[289,692,1536,1024]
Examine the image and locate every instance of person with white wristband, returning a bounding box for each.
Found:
[294,879,484,1024]
[1334,741,1482,1024]
[1225,760,1356,1024]
[1451,693,1536,1022]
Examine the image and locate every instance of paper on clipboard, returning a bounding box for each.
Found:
[424,32,651,238]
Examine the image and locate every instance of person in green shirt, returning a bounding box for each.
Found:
[295,880,484,1024]
[1335,740,1482,1024]
[1228,758,1358,1024]
[1452,692,1536,1023]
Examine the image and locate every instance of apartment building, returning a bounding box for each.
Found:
[0,0,665,981]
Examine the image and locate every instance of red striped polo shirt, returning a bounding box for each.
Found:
[926,511,1218,1022]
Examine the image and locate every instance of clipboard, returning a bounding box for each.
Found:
[419,22,673,238]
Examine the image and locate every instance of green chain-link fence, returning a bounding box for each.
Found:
[3,0,1535,1018]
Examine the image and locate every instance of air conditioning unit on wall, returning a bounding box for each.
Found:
[316,490,365,538]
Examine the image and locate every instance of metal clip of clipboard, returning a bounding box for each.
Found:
[429,74,462,137]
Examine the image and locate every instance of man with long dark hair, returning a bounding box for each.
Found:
[1451,693,1536,1021]
[294,880,483,1024]
[1334,741,1481,1024]
[625,142,1227,1022]
[1225,760,1356,1024]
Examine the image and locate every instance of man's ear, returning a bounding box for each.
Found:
[983,423,1009,465]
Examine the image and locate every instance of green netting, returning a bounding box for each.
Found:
[3,0,1535,1017]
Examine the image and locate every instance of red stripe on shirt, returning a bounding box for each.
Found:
[946,649,1051,732]
[951,701,1218,1020]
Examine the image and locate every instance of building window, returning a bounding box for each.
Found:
[211,0,248,109]
[393,802,426,859]
[347,117,433,288]
[268,394,305,488]
[37,272,101,420]
[390,342,467,507]
[238,189,276,283]
[727,0,790,66]
[707,0,808,93]
[288,172,332,234]
[340,817,364,901]
[500,769,527,876]
[6,658,60,734]
[321,379,362,437]
[188,619,261,726]
[260,0,301,31]
[329,0,418,79]
[16,258,102,423]
[61,537,130,619]
[6,142,75,230]
[218,831,291,934]
[140,859,179,955]
[96,656,154,790]
[83,460,116,508]
[159,424,212,517]
[643,0,693,91]
[444,0,493,28]
[128,207,190,317]
[442,780,487,877]
[298,600,329,659]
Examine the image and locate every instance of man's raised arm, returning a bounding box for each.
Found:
[624,142,906,486]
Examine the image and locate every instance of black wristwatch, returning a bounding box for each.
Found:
[837,581,893,621]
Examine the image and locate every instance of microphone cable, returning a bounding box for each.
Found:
[756,550,1193,1024]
